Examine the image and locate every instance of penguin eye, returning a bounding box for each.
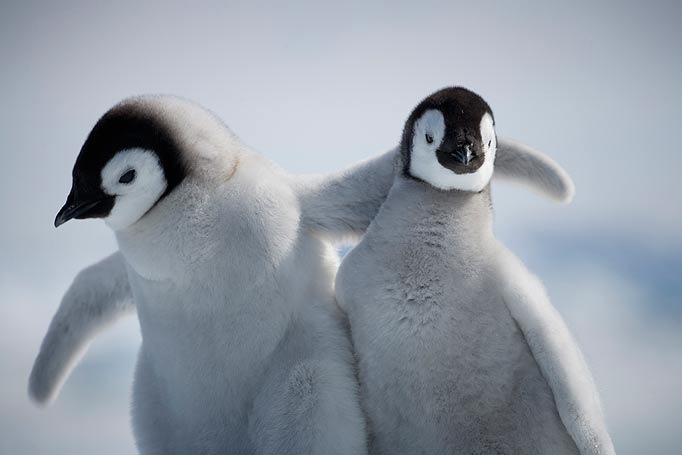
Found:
[425,133,434,144]
[119,169,136,184]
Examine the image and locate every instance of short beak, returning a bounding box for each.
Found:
[452,144,473,166]
[463,146,472,165]
[54,189,112,228]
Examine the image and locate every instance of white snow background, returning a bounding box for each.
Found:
[1,1,680,454]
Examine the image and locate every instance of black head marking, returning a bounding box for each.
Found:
[400,86,494,178]
[55,100,189,227]
[76,102,188,198]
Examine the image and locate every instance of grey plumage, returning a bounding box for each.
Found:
[495,137,575,203]
[336,87,614,455]
[32,95,369,454]
[28,137,574,408]
[29,252,133,404]
[29,93,584,454]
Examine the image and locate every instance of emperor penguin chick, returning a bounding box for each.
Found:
[48,95,368,455]
[336,87,614,455]
[30,93,577,453]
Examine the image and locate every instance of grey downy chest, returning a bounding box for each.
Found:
[337,177,578,455]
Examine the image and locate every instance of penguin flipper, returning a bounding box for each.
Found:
[297,142,573,242]
[495,138,575,203]
[29,252,134,405]
[295,147,400,243]
[498,249,615,455]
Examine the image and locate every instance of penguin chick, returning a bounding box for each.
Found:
[336,87,614,455]
[43,95,369,455]
[29,99,577,407]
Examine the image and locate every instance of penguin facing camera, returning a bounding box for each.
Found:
[335,87,614,455]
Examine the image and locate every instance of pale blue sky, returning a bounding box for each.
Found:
[1,1,681,454]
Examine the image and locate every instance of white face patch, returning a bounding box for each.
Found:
[100,148,167,230]
[477,112,496,187]
[409,111,497,192]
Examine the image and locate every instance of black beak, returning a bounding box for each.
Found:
[54,187,113,228]
[451,144,473,166]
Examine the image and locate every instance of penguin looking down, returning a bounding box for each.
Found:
[335,87,614,455]
[54,98,225,231]
[30,94,578,454]
[43,95,371,455]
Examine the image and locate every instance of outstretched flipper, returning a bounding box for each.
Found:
[498,248,615,455]
[297,139,575,242]
[495,138,575,203]
[29,252,134,404]
[296,148,400,243]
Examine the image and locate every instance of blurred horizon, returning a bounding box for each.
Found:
[1,1,681,454]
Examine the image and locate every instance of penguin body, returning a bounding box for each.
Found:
[336,87,614,455]
[30,93,579,453]
[338,180,580,454]
[125,155,358,454]
[39,95,368,455]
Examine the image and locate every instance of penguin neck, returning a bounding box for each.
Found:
[114,178,223,282]
[384,174,494,249]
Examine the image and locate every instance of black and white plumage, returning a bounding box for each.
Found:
[336,87,614,455]
[30,94,578,454]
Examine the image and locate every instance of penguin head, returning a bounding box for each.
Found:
[55,97,193,231]
[401,87,496,192]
